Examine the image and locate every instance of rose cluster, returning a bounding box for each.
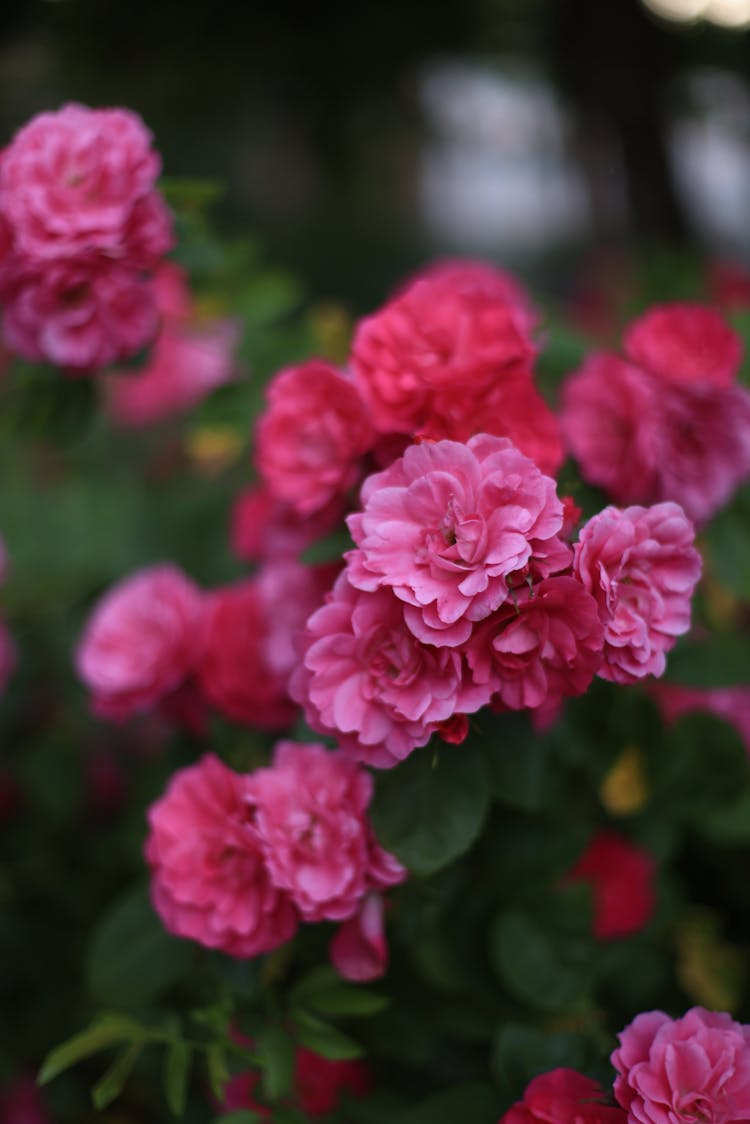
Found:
[145,744,405,975]
[290,434,701,767]
[562,302,750,524]
[501,1005,750,1123]
[0,103,173,371]
[75,559,333,732]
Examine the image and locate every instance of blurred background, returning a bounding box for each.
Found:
[2,0,750,307]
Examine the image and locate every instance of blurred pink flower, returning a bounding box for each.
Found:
[499,1068,626,1124]
[347,435,569,648]
[465,575,603,712]
[2,259,158,372]
[401,257,539,335]
[330,891,390,981]
[256,360,373,515]
[0,1075,50,1124]
[76,563,204,720]
[0,103,171,265]
[612,1007,750,1123]
[146,753,297,957]
[574,503,701,684]
[229,484,344,564]
[624,302,742,389]
[566,830,656,940]
[245,741,404,922]
[653,682,750,757]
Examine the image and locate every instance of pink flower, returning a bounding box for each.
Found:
[0,1075,50,1124]
[330,891,390,981]
[351,265,534,436]
[561,353,661,506]
[465,576,603,712]
[573,503,701,683]
[400,257,539,334]
[229,484,344,564]
[106,319,237,426]
[612,1007,750,1123]
[566,831,656,940]
[196,578,297,730]
[245,741,405,922]
[146,754,297,957]
[347,435,570,648]
[256,360,374,516]
[0,103,171,265]
[2,259,158,372]
[0,619,15,698]
[294,1050,371,1117]
[499,1068,626,1124]
[76,563,204,721]
[653,683,750,756]
[290,573,488,768]
[624,303,742,389]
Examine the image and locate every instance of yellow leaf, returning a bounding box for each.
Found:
[676,907,746,1012]
[185,425,244,477]
[600,746,648,817]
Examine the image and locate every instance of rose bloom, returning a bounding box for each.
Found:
[351,264,535,435]
[465,575,603,713]
[221,1047,371,1119]
[245,741,405,922]
[347,435,570,648]
[330,891,390,982]
[76,563,204,721]
[612,1007,750,1124]
[0,103,171,265]
[402,257,539,336]
[624,302,742,389]
[653,682,750,757]
[146,754,297,957]
[566,830,656,940]
[2,259,158,372]
[290,572,489,768]
[500,1068,626,1124]
[573,503,701,683]
[256,360,374,516]
[229,484,345,564]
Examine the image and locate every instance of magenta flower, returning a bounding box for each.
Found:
[76,564,204,721]
[291,572,488,768]
[624,302,742,389]
[612,1007,750,1124]
[0,103,171,265]
[330,892,390,982]
[229,484,345,565]
[146,754,297,957]
[347,435,570,647]
[573,503,701,684]
[500,1068,626,1124]
[465,575,603,712]
[245,741,405,923]
[256,360,374,516]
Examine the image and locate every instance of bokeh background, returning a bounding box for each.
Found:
[3,0,750,305]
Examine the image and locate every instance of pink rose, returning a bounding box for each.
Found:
[229,484,345,564]
[221,1045,371,1119]
[351,265,534,436]
[330,891,390,982]
[290,572,488,768]
[0,103,171,265]
[612,1007,750,1123]
[653,683,750,756]
[146,754,297,957]
[196,578,297,730]
[245,741,405,922]
[561,353,661,506]
[400,257,539,336]
[256,360,374,516]
[465,575,603,712]
[2,259,158,372]
[624,302,742,389]
[566,831,656,940]
[76,563,204,720]
[347,435,570,648]
[500,1068,626,1124]
[573,503,701,683]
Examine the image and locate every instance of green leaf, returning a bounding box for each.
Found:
[664,635,750,688]
[370,742,490,876]
[650,714,749,817]
[396,1082,499,1124]
[205,1044,230,1102]
[256,1024,294,1102]
[478,712,556,812]
[701,789,750,844]
[91,1041,142,1110]
[292,1011,363,1060]
[87,885,192,1008]
[290,966,388,1017]
[210,1113,262,1124]
[492,1023,591,1104]
[490,910,592,1012]
[38,1014,141,1085]
[163,1039,192,1116]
